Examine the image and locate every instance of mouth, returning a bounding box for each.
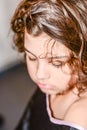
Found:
[37,83,54,90]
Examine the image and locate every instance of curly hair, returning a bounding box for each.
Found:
[11,0,87,95]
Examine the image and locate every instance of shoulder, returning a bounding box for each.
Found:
[64,97,87,129]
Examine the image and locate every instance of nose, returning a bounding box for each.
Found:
[36,60,50,80]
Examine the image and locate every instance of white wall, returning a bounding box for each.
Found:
[0,0,23,72]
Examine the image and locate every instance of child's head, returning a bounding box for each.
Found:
[11,0,87,95]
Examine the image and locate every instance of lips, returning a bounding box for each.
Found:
[37,83,54,90]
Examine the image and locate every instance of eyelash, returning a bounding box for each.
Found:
[48,60,63,68]
[28,56,64,68]
[28,57,37,61]
[52,63,63,68]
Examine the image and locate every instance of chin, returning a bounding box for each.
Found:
[40,88,58,95]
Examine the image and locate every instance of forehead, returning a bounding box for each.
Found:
[24,31,70,56]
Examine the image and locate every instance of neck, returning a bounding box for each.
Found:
[50,88,80,119]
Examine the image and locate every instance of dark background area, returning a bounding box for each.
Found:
[0,63,36,130]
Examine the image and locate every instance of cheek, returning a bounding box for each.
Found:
[57,72,71,84]
[60,65,71,86]
[55,65,71,86]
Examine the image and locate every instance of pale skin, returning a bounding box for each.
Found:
[24,30,87,129]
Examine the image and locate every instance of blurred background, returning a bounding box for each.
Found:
[0,0,24,72]
[0,0,36,130]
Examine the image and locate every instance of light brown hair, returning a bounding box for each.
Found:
[11,0,87,95]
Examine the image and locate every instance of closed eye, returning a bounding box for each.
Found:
[28,56,37,61]
[48,57,66,68]
[24,47,37,61]
[52,60,62,67]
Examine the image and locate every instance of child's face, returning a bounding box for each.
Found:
[24,31,72,95]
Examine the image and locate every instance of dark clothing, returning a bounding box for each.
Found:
[29,89,79,130]
[15,88,83,130]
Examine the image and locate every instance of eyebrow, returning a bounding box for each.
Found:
[24,47,69,59]
[24,47,37,58]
